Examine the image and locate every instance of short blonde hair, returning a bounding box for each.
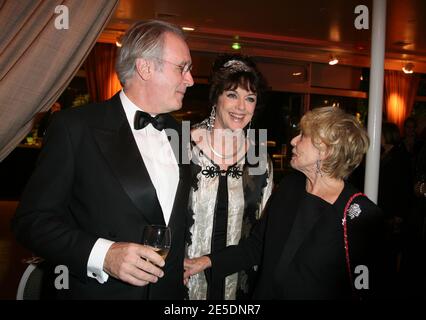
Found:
[300,107,369,179]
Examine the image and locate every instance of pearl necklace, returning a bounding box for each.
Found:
[206,130,247,160]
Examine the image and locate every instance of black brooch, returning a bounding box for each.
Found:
[227,166,243,179]
[201,166,219,178]
[201,165,243,179]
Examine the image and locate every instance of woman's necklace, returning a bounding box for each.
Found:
[206,129,246,160]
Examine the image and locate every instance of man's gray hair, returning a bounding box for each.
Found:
[115,20,185,85]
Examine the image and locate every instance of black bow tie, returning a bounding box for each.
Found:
[134,110,166,131]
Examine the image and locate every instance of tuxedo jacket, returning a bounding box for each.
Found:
[211,171,386,300]
[12,93,191,299]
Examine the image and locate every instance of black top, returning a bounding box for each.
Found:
[208,175,228,299]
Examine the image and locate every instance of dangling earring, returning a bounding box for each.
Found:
[207,105,216,131]
[316,159,323,177]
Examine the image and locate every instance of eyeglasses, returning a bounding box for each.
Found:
[155,58,193,75]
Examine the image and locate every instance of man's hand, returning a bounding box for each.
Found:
[104,242,165,286]
[183,256,212,285]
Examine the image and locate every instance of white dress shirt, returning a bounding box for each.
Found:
[87,90,179,283]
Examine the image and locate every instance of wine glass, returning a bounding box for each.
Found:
[142,225,171,260]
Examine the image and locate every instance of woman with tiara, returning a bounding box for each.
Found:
[185,54,273,300]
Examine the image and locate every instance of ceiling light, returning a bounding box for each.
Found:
[182,27,195,31]
[292,72,302,76]
[115,34,123,47]
[328,55,339,65]
[402,62,414,74]
[232,42,241,50]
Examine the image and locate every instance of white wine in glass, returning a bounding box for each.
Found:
[142,225,171,260]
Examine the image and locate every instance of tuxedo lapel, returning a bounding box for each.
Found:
[167,163,190,239]
[164,115,191,239]
[163,114,190,167]
[91,93,165,225]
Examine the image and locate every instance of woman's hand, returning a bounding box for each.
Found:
[183,256,212,285]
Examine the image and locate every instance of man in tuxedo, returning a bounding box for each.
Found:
[12,20,194,299]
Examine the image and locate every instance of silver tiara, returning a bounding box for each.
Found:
[223,60,251,72]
